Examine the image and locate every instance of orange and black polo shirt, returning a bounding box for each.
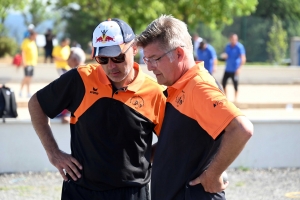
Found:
[37,62,166,191]
[151,62,243,200]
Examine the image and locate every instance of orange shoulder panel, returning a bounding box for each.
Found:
[168,72,243,139]
[70,65,111,124]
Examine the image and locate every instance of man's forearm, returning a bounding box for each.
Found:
[29,94,83,181]
[206,116,253,177]
[28,94,59,155]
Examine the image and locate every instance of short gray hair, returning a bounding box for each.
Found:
[70,47,86,64]
[136,15,193,54]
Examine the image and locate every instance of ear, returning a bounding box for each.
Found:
[91,47,95,59]
[132,44,138,56]
[175,46,185,62]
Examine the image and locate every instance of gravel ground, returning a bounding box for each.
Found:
[225,168,300,200]
[0,168,300,200]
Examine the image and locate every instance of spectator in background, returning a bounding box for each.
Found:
[71,41,82,49]
[86,41,93,54]
[222,33,246,102]
[197,39,218,75]
[193,33,203,60]
[138,47,145,64]
[59,47,87,123]
[52,37,71,122]
[19,31,38,98]
[44,29,54,63]
[68,47,86,69]
[52,37,71,76]
[24,24,35,39]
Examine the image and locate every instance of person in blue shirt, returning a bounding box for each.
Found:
[24,24,35,39]
[193,33,203,60]
[222,33,246,102]
[196,39,218,74]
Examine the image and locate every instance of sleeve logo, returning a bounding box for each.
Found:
[213,99,226,107]
[175,90,185,107]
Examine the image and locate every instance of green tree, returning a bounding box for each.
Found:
[165,0,258,29]
[253,0,300,54]
[62,8,98,51]
[52,0,258,50]
[222,0,300,62]
[56,0,258,29]
[22,0,49,27]
[194,22,228,56]
[52,0,166,49]
[267,15,288,64]
[222,16,273,62]
[0,0,28,35]
[0,36,18,57]
[254,0,300,21]
[55,0,166,34]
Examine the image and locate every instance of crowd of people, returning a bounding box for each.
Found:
[24,16,253,200]
[18,25,87,122]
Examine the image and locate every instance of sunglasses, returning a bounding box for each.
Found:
[95,42,133,65]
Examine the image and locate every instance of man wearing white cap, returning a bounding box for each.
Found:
[28,18,166,199]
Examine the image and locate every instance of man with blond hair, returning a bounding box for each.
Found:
[136,15,253,200]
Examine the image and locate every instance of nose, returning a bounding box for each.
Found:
[146,62,156,71]
[107,58,117,69]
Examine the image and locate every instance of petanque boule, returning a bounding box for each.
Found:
[222,171,228,184]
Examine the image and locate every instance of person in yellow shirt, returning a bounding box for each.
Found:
[52,37,71,75]
[20,30,38,98]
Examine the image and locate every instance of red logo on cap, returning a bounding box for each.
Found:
[96,36,103,42]
[96,29,115,43]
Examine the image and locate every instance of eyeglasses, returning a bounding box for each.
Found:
[143,47,181,68]
[95,42,133,65]
[143,48,176,68]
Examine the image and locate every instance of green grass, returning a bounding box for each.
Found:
[238,166,250,171]
[0,186,10,191]
[235,181,245,187]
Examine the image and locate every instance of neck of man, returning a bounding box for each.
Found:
[113,67,137,89]
[173,56,196,85]
[184,55,197,71]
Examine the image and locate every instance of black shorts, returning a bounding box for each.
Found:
[24,65,34,77]
[61,180,150,200]
[45,48,53,57]
[222,71,239,91]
